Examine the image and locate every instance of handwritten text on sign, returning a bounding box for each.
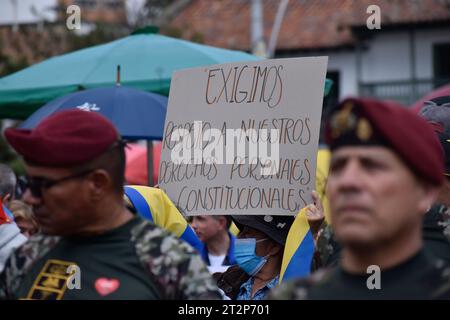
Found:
[159,57,328,216]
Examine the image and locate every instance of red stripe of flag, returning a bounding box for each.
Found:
[0,198,11,225]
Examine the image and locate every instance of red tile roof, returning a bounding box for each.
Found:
[167,0,450,51]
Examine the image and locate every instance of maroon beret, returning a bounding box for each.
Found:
[5,110,120,166]
[326,98,444,186]
[231,215,295,245]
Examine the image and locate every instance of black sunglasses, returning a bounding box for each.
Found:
[423,100,450,108]
[24,169,95,198]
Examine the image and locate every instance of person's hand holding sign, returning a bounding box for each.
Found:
[306,190,325,240]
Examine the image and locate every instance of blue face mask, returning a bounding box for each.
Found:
[234,238,268,276]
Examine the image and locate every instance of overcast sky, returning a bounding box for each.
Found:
[0,0,57,25]
[0,0,146,26]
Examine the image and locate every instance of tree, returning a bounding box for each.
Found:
[65,23,126,52]
[0,38,29,77]
[128,0,187,29]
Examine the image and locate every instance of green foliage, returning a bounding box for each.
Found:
[190,31,204,44]
[0,38,30,77]
[0,39,27,172]
[0,121,25,175]
[143,0,178,21]
[65,23,126,52]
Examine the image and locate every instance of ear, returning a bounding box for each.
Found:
[87,169,112,201]
[217,216,228,230]
[2,193,11,205]
[266,241,283,257]
[443,180,450,192]
[416,182,439,215]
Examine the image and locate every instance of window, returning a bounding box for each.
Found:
[319,71,340,143]
[75,0,97,9]
[433,43,450,88]
[104,0,122,9]
[324,71,340,113]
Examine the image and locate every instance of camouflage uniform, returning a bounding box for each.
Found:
[270,251,450,300]
[422,204,450,263]
[434,204,450,243]
[0,217,221,300]
[314,204,450,269]
[313,224,340,270]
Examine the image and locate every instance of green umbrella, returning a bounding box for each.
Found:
[0,26,260,119]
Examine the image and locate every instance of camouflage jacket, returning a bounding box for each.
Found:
[0,218,221,300]
[270,251,450,300]
[315,204,450,269]
[432,204,450,243]
[314,224,340,270]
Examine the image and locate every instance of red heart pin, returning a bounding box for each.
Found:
[95,278,120,296]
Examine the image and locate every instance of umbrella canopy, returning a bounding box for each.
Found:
[0,26,261,119]
[20,86,167,140]
[410,83,450,113]
[125,142,162,185]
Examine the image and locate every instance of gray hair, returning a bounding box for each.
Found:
[0,164,16,199]
[419,96,450,131]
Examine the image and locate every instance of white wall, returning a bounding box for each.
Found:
[360,31,411,82]
[327,52,357,100]
[360,28,450,82]
[323,27,450,100]
[0,0,57,25]
[415,27,450,78]
[302,32,416,101]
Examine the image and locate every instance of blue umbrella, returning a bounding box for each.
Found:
[20,86,167,141]
[0,26,260,119]
[21,85,168,186]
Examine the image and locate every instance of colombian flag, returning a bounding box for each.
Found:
[124,185,203,252]
[280,148,331,282]
[0,198,12,225]
[280,208,315,281]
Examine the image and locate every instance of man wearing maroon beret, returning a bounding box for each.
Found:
[418,95,450,264]
[270,98,450,299]
[0,109,220,300]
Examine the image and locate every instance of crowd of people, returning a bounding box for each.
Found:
[0,95,449,300]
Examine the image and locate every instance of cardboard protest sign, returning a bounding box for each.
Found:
[159,57,328,216]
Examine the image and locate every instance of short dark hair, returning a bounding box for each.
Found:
[212,215,232,229]
[73,142,126,194]
[419,97,450,131]
[0,164,16,199]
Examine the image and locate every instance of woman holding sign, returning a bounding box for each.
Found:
[215,214,294,300]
